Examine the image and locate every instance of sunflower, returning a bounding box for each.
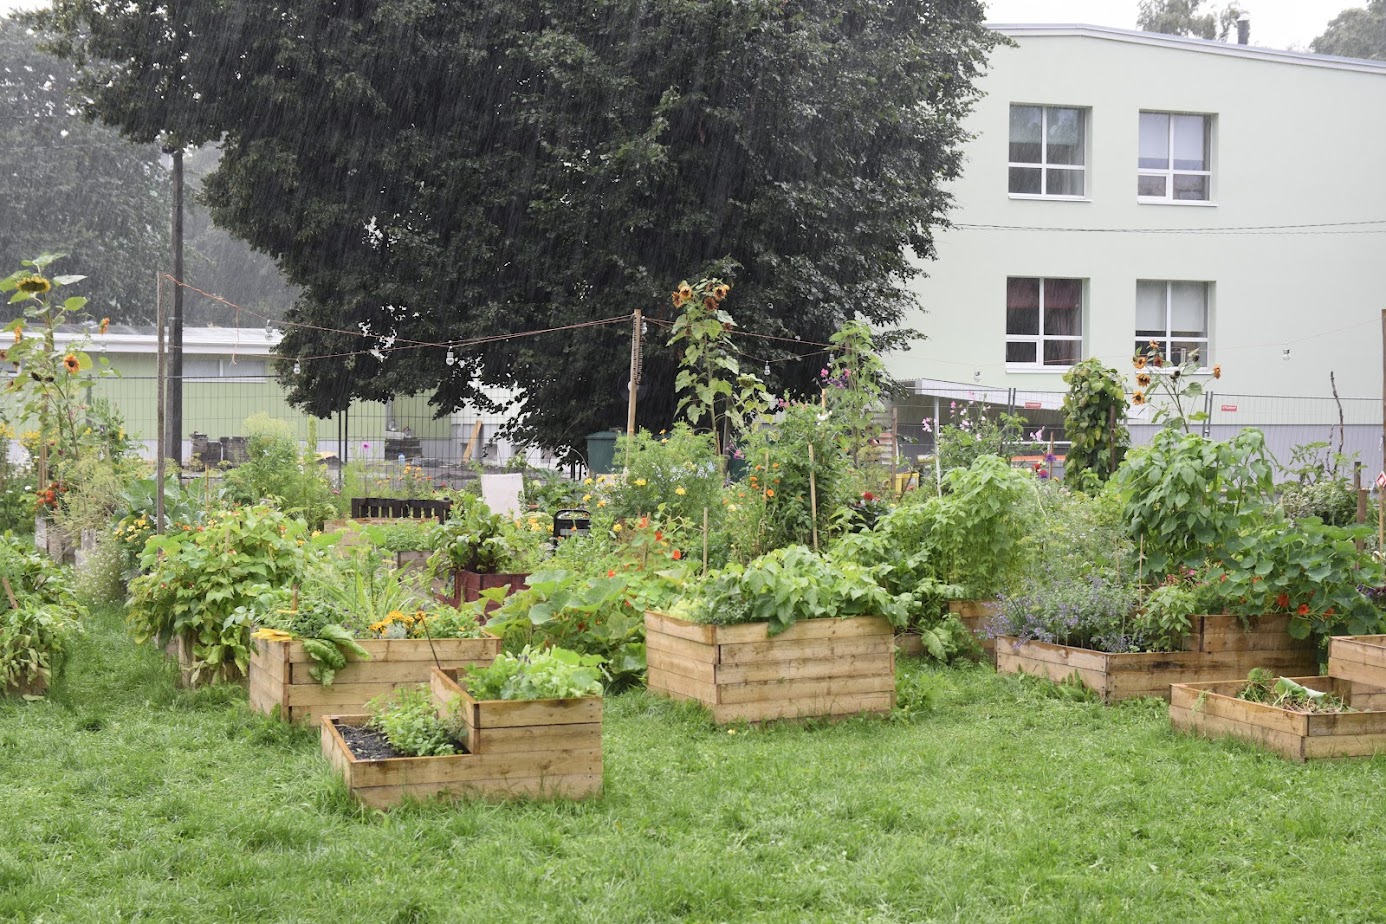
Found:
[1131,391,1146,406]
[702,296,717,310]
[1212,364,1222,379]
[1152,355,1164,367]
[712,283,730,301]
[1136,372,1151,388]
[671,291,686,308]
[1133,355,1146,370]
[62,354,79,373]
[16,275,50,295]
[677,282,693,300]
[99,317,110,335]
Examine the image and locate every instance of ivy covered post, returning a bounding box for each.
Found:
[1060,358,1130,486]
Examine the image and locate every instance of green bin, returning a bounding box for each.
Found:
[585,430,620,475]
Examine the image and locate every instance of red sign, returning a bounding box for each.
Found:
[1023,401,1042,410]
[1376,471,1386,489]
[1220,404,1238,412]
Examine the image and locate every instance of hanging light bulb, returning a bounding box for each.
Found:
[445,348,456,366]
[293,361,301,375]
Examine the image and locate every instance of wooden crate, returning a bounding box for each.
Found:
[430,666,604,755]
[644,611,896,723]
[949,598,1001,663]
[1170,675,1386,761]
[995,615,1318,703]
[1328,636,1386,689]
[250,634,502,726]
[321,714,602,809]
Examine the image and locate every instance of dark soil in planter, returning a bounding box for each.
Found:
[337,722,468,761]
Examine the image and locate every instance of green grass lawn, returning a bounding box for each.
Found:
[3,607,1384,923]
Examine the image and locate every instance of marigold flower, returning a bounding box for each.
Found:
[612,523,623,533]
[674,486,686,496]
[634,478,647,487]
[713,284,730,300]
[671,292,686,308]
[1131,391,1145,406]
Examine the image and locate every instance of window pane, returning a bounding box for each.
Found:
[1045,108,1085,165]
[184,358,220,381]
[1172,115,1207,171]
[1170,282,1208,335]
[1172,173,1209,200]
[1007,341,1037,364]
[1170,341,1207,365]
[1045,168,1084,196]
[1138,112,1169,169]
[1009,105,1042,164]
[1135,280,1166,333]
[1137,174,1166,197]
[1044,339,1080,366]
[1043,279,1082,338]
[225,359,267,378]
[1136,339,1166,358]
[1009,166,1042,195]
[1006,278,1040,335]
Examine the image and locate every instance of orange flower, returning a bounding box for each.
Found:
[655,530,663,541]
[1297,603,1310,616]
[1131,391,1146,406]
[765,489,774,498]
[712,283,730,300]
[1212,364,1221,379]
[607,569,616,578]
[1152,355,1164,367]
[677,282,692,300]
[1132,355,1147,370]
[702,296,717,310]
[99,317,110,335]
[671,549,682,560]
[12,327,21,344]
[62,354,79,373]
[671,292,686,308]
[1136,372,1151,388]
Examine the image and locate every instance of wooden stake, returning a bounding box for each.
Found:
[1,577,17,610]
[627,309,642,444]
[807,442,819,553]
[155,270,166,534]
[890,406,899,495]
[702,507,709,577]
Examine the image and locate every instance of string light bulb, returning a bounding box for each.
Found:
[445,348,456,366]
[292,361,301,374]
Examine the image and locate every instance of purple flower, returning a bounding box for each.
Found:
[920,418,932,433]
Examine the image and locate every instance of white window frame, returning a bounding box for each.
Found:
[1137,111,1213,204]
[1005,277,1085,371]
[1135,280,1211,369]
[1008,105,1088,199]
[184,356,268,383]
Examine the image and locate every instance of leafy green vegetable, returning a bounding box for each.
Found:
[367,686,458,757]
[464,645,604,701]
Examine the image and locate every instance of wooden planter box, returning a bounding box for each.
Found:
[430,666,603,760]
[1327,635,1386,689]
[1170,676,1386,761]
[644,611,896,723]
[249,634,502,726]
[436,570,529,613]
[949,598,1001,663]
[167,635,246,689]
[350,497,451,522]
[995,614,1318,703]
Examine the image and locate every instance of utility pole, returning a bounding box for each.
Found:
[625,310,642,470]
[163,144,185,467]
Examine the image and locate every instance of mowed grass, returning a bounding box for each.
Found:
[2,607,1385,924]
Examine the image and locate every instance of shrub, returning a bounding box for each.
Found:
[222,414,335,527]
[0,535,85,690]
[1061,358,1129,484]
[607,425,724,526]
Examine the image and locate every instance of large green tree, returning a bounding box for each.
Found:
[1136,0,1245,41]
[39,0,998,456]
[1312,1,1386,60]
[0,16,168,321]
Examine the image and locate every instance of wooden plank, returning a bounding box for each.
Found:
[948,599,1000,619]
[646,669,717,704]
[347,748,602,789]
[285,681,424,708]
[1169,703,1308,761]
[1170,686,1308,736]
[994,637,1110,674]
[1104,651,1320,700]
[1330,635,1386,674]
[431,666,603,729]
[643,611,716,644]
[645,647,717,684]
[711,615,893,645]
[1302,733,1386,759]
[290,658,495,686]
[644,631,719,664]
[716,652,895,685]
[717,673,895,705]
[474,723,603,755]
[350,773,603,809]
[709,691,893,724]
[716,635,891,666]
[250,641,286,685]
[283,635,502,665]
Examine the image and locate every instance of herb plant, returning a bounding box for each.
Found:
[367,686,459,757]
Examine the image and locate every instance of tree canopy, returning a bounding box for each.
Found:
[39,0,999,456]
[1136,0,1245,41]
[1312,1,1386,60]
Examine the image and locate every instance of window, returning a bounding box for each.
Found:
[182,357,268,383]
[1006,277,1083,368]
[1135,280,1210,365]
[1008,105,1086,197]
[1138,112,1211,201]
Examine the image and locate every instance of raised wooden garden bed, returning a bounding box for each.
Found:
[430,666,603,760]
[1327,635,1386,690]
[249,634,502,726]
[436,570,529,613]
[644,611,896,723]
[350,497,452,522]
[949,598,1000,662]
[995,615,1317,703]
[1170,676,1386,761]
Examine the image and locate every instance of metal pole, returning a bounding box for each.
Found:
[166,147,185,467]
[155,271,166,534]
[626,309,641,473]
